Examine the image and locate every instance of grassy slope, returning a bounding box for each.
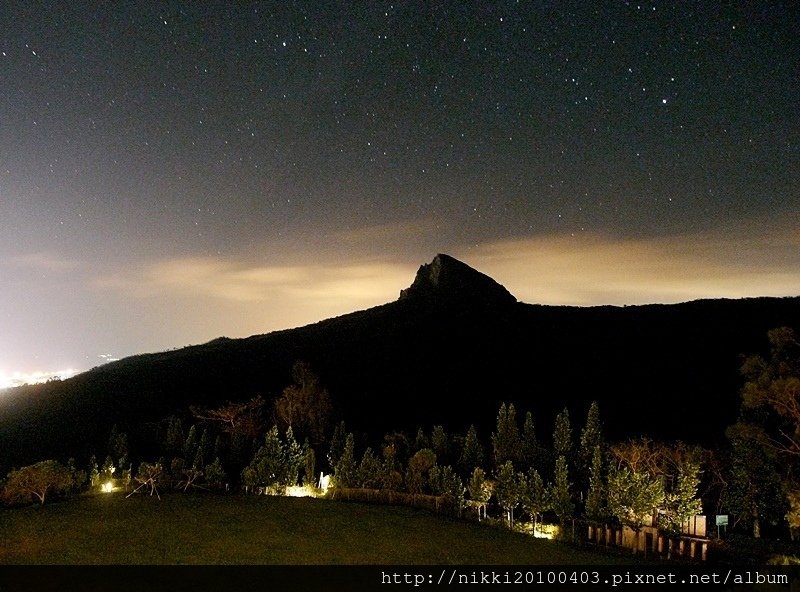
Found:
[0,493,630,565]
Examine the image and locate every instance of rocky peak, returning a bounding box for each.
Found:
[399,254,516,307]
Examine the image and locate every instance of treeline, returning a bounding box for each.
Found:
[3,328,800,547]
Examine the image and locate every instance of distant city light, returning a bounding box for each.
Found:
[0,368,79,390]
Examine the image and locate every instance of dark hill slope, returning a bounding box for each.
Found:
[1,254,797,468]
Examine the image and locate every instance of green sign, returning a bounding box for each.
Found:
[715,515,728,526]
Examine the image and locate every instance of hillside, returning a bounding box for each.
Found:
[1,254,798,469]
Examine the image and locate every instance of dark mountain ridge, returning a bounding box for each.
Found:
[1,254,797,469]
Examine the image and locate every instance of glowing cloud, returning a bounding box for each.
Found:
[464,225,800,305]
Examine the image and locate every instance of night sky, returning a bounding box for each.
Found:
[1,2,798,384]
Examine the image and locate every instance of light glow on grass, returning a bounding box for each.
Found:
[519,522,559,539]
[285,485,318,498]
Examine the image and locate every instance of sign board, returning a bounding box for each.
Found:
[715,515,729,526]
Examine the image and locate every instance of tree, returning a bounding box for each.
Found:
[492,403,520,469]
[128,462,163,499]
[281,426,306,486]
[578,401,602,489]
[333,433,357,489]
[242,426,284,491]
[521,468,549,532]
[198,428,212,463]
[67,458,87,494]
[274,361,333,446]
[413,428,429,452]
[101,456,115,482]
[585,445,606,525]
[553,407,572,461]
[3,460,75,506]
[458,424,484,477]
[205,457,227,489]
[379,437,404,490]
[738,327,800,456]
[108,425,129,469]
[785,485,800,540]
[213,435,226,464]
[176,462,204,492]
[191,396,265,437]
[164,416,185,455]
[607,466,664,554]
[431,425,449,464]
[406,448,437,494]
[357,447,383,489]
[88,455,100,488]
[520,411,543,471]
[430,465,464,515]
[726,434,785,537]
[183,425,198,461]
[327,420,347,469]
[304,446,316,486]
[725,327,800,537]
[495,460,522,528]
[380,455,404,491]
[550,456,574,529]
[661,460,703,536]
[467,467,492,520]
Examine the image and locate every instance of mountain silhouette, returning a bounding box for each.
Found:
[399,253,516,307]
[0,254,798,469]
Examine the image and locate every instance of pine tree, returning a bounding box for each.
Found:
[467,467,491,520]
[578,401,602,488]
[108,425,129,470]
[430,465,464,515]
[522,467,549,532]
[205,457,227,488]
[164,417,185,455]
[413,428,429,452]
[242,425,283,490]
[183,425,198,461]
[553,408,572,461]
[88,455,99,488]
[334,433,357,488]
[101,456,115,481]
[198,428,212,464]
[213,435,225,463]
[521,411,542,471]
[495,460,522,528]
[458,424,484,476]
[431,425,449,464]
[580,402,602,453]
[282,426,305,486]
[585,445,605,525]
[550,456,574,529]
[357,447,383,489]
[327,421,347,469]
[192,447,204,471]
[304,446,316,486]
[492,403,520,469]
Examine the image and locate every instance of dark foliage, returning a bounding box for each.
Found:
[1,254,798,472]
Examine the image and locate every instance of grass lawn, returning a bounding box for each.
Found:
[0,492,633,564]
